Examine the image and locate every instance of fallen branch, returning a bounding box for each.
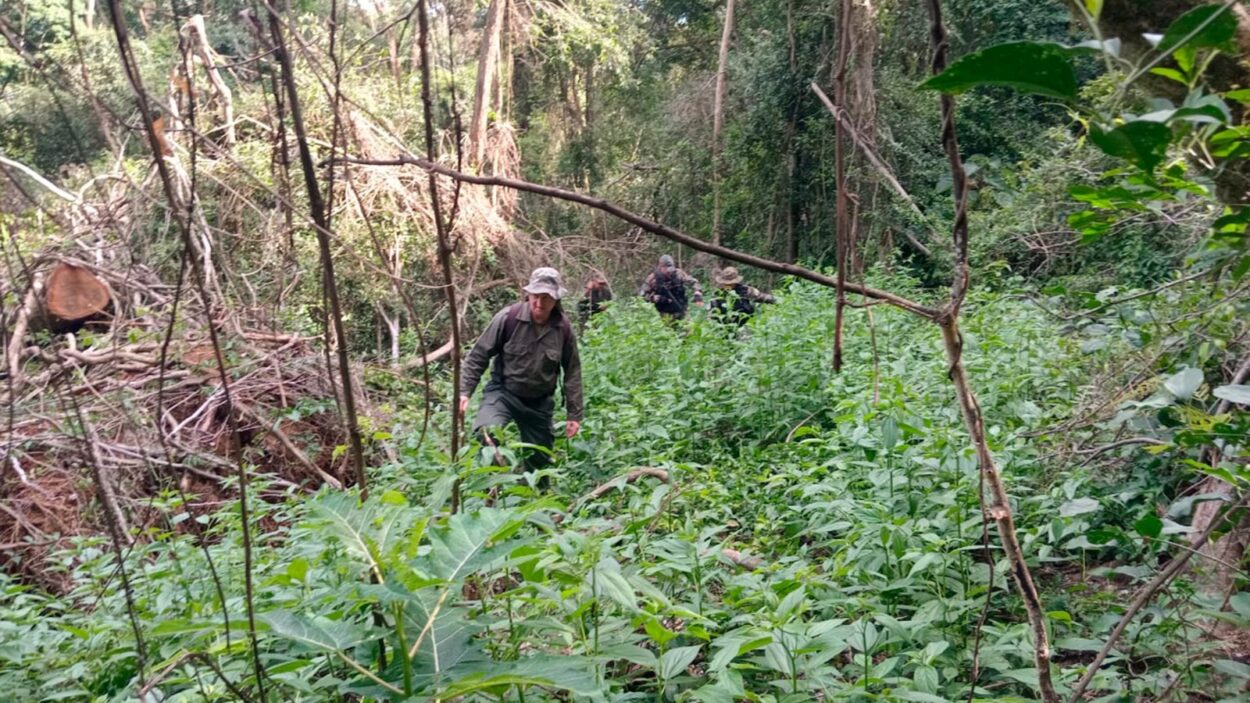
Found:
[0,153,80,203]
[235,404,343,490]
[331,155,940,320]
[5,275,41,386]
[721,548,764,570]
[401,337,454,369]
[1076,436,1169,466]
[573,467,670,507]
[811,83,934,257]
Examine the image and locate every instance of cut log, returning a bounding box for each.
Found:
[45,263,110,325]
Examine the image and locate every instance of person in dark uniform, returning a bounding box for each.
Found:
[578,273,613,326]
[709,266,776,326]
[639,254,703,321]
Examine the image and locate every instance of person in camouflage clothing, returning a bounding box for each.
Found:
[639,254,703,321]
[577,273,612,327]
[709,266,775,326]
[459,267,583,471]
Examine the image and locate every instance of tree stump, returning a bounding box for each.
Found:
[45,263,110,329]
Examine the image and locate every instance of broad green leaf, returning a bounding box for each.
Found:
[644,618,677,646]
[1059,497,1100,517]
[999,668,1040,686]
[913,664,940,694]
[1150,67,1188,84]
[775,585,806,618]
[406,594,485,685]
[436,657,600,697]
[287,557,309,583]
[1225,89,1250,104]
[1164,367,1204,400]
[1158,4,1238,54]
[308,492,418,577]
[1213,384,1250,405]
[600,643,658,668]
[1083,0,1103,20]
[592,557,639,612]
[762,642,795,676]
[659,645,703,680]
[1090,121,1172,171]
[1213,658,1250,679]
[1229,593,1250,619]
[1047,610,1073,623]
[260,611,377,652]
[1134,514,1164,539]
[882,416,900,450]
[920,41,1077,100]
[920,640,950,665]
[894,692,949,703]
[419,508,524,582]
[908,552,942,578]
[690,685,737,703]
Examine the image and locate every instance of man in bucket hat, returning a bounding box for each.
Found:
[709,266,775,326]
[460,267,583,473]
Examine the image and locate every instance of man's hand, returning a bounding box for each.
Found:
[458,395,470,414]
[565,420,581,438]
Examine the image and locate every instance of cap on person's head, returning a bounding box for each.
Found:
[523,267,568,300]
[715,267,743,286]
[658,254,675,268]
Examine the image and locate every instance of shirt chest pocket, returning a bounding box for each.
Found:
[542,348,561,372]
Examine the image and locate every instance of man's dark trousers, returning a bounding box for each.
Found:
[471,381,555,470]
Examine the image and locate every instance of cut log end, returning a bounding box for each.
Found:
[45,264,110,324]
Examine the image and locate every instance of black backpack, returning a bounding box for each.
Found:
[653,269,687,314]
[730,284,756,316]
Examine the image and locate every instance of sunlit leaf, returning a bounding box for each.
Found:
[1090,121,1172,171]
[1134,514,1164,539]
[1059,497,1100,517]
[1158,4,1238,54]
[1163,367,1203,400]
[921,41,1077,100]
[659,645,702,680]
[1213,384,1250,405]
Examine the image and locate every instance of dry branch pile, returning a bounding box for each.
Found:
[1,250,366,589]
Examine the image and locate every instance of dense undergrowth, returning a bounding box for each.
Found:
[3,278,1245,702]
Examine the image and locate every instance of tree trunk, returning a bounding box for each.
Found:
[469,0,507,168]
[832,0,852,373]
[711,0,736,250]
[784,0,800,264]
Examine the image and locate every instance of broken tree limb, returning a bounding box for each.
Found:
[573,467,670,507]
[234,404,343,490]
[6,274,42,385]
[401,337,455,370]
[811,82,934,258]
[721,548,764,570]
[333,155,941,320]
[180,15,237,146]
[0,154,81,203]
